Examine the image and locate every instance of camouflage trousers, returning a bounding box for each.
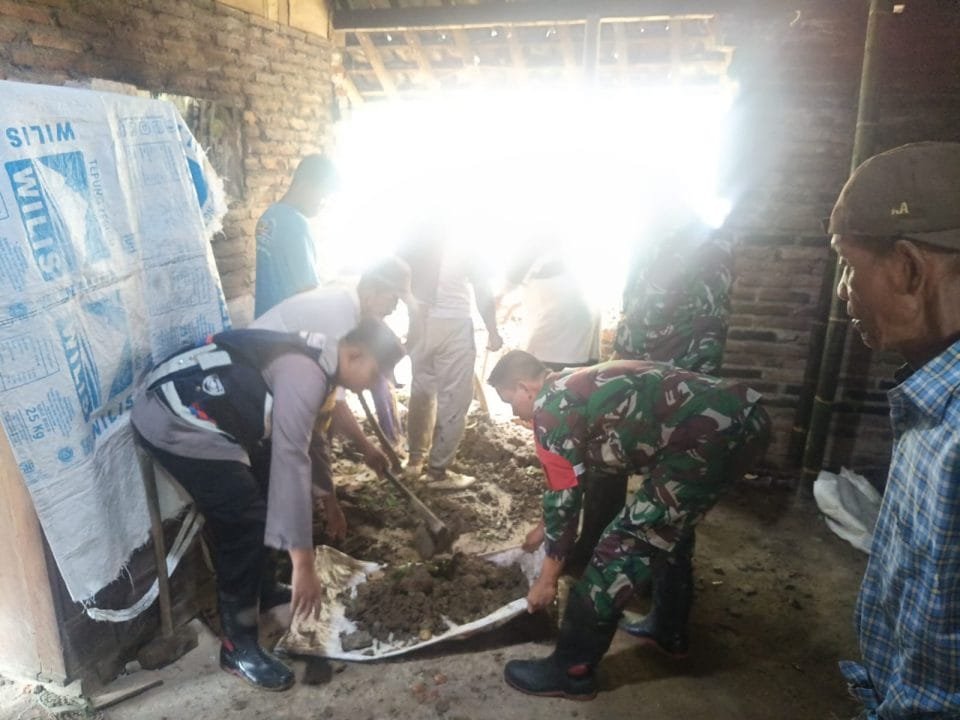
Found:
[573,404,771,620]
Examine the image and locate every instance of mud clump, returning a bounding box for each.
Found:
[340,553,527,646]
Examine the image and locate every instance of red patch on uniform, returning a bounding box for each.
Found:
[535,437,580,491]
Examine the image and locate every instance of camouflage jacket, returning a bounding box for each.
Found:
[613,229,733,375]
[532,360,761,560]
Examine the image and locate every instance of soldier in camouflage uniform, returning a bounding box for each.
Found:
[488,350,769,700]
[614,221,734,376]
[570,222,734,585]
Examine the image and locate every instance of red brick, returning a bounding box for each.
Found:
[29,28,85,53]
[0,0,52,24]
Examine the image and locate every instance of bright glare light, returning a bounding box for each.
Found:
[321,84,735,310]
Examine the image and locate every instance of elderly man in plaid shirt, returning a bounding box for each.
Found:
[829,142,960,719]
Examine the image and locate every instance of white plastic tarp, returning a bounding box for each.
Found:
[277,545,544,660]
[814,467,883,554]
[0,80,228,602]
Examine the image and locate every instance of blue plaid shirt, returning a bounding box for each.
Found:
[840,338,960,718]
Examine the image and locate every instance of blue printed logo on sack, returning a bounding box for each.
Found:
[57,317,101,422]
[5,151,105,281]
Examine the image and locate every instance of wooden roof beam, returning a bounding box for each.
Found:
[507,29,527,81]
[333,0,747,31]
[403,30,441,88]
[613,22,629,75]
[355,32,398,96]
[556,24,579,76]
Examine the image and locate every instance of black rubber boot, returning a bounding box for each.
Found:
[219,595,295,691]
[620,534,695,658]
[504,593,617,701]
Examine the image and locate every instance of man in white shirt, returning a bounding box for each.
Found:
[400,228,502,488]
[250,257,413,534]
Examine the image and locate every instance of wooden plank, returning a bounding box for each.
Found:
[613,21,629,74]
[289,0,331,38]
[583,14,601,81]
[403,30,441,88]
[507,29,527,81]
[0,430,66,682]
[670,18,683,80]
[355,31,398,95]
[451,27,481,79]
[339,72,365,105]
[557,24,578,75]
[333,0,754,31]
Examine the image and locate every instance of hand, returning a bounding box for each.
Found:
[324,495,347,543]
[486,331,503,352]
[526,576,557,613]
[289,550,322,620]
[522,522,545,553]
[362,442,390,476]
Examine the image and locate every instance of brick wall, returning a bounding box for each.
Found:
[0,0,334,323]
[720,2,960,478]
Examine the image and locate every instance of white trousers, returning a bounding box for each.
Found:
[407,315,476,471]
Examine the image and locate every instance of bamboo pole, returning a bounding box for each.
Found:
[799,0,892,490]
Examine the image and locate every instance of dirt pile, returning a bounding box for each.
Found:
[330,408,546,563]
[340,553,527,647]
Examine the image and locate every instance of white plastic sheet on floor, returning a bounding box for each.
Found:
[0,80,228,602]
[814,467,883,554]
[277,545,544,661]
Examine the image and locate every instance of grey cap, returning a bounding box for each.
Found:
[828,141,960,250]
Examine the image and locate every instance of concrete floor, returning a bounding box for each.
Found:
[2,484,867,720]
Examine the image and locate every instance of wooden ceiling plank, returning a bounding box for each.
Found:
[403,29,441,88]
[333,0,744,31]
[507,28,527,81]
[613,21,629,74]
[356,31,399,95]
[556,23,578,76]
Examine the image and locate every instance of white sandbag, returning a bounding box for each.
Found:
[0,80,228,602]
[814,467,883,554]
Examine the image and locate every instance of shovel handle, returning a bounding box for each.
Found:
[357,391,403,471]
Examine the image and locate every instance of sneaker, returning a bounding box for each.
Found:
[403,458,424,480]
[425,467,476,490]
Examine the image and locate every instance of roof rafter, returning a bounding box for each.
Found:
[355,32,398,96]
[334,0,744,31]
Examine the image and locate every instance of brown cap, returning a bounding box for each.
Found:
[828,141,960,250]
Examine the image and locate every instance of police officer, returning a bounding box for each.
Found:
[131,318,404,691]
[488,350,768,700]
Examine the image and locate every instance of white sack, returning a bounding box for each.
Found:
[0,80,228,601]
[277,545,544,661]
[814,467,883,554]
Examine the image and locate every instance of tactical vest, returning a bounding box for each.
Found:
[145,329,330,450]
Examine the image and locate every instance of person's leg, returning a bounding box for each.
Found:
[621,403,770,652]
[406,317,439,473]
[370,374,399,446]
[138,438,294,691]
[567,469,628,573]
[425,317,475,481]
[503,435,735,700]
[620,528,695,657]
[248,442,290,610]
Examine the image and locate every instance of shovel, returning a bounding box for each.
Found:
[357,392,455,558]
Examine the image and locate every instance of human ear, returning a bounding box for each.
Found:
[893,239,927,296]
